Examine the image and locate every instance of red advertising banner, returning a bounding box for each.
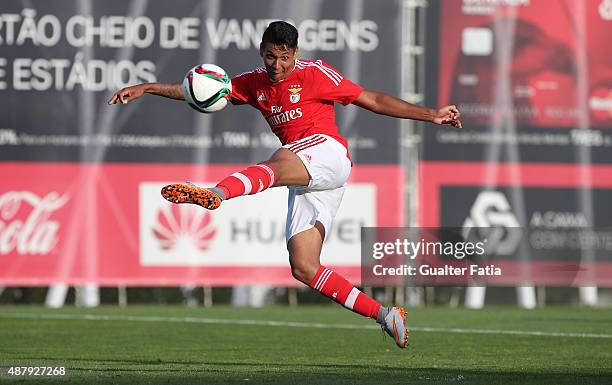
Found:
[419,0,612,287]
[440,0,612,129]
[424,0,612,163]
[0,163,403,286]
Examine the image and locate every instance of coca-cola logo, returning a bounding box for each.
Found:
[153,204,216,250]
[0,191,68,255]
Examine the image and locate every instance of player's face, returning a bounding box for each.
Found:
[260,43,298,82]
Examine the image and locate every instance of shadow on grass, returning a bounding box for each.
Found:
[24,355,409,370]
[16,356,612,385]
[10,369,612,385]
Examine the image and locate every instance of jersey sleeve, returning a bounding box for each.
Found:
[229,71,257,105]
[311,60,364,106]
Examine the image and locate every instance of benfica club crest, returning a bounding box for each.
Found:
[288,85,302,103]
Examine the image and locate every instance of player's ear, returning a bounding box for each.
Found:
[293,47,299,59]
[259,43,264,57]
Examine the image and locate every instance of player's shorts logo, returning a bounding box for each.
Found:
[288,85,302,104]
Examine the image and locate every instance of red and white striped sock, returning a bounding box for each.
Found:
[309,266,381,320]
[215,163,276,200]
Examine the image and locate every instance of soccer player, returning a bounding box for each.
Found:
[108,21,462,349]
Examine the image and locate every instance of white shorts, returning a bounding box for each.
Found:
[283,134,352,243]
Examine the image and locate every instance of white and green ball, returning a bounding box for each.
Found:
[183,63,232,113]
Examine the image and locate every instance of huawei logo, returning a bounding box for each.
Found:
[152,204,216,250]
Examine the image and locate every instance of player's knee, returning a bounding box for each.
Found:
[290,260,319,284]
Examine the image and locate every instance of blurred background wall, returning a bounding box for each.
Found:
[1,0,611,307]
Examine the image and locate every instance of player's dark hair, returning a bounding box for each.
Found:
[261,21,298,50]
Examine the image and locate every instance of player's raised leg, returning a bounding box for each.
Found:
[287,223,409,348]
[161,147,309,209]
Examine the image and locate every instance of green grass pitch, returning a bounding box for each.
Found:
[1,305,611,384]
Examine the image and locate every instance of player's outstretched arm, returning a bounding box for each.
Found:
[107,83,184,105]
[352,90,462,128]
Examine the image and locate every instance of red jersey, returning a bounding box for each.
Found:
[229,59,363,151]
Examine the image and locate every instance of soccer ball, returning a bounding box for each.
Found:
[183,64,232,113]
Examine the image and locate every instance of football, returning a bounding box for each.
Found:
[182,64,232,113]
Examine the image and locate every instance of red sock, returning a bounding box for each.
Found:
[309,266,381,319]
[216,163,276,199]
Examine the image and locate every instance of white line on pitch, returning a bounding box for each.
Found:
[1,312,611,339]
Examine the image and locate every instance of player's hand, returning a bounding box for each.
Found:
[433,105,462,128]
[107,84,147,105]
